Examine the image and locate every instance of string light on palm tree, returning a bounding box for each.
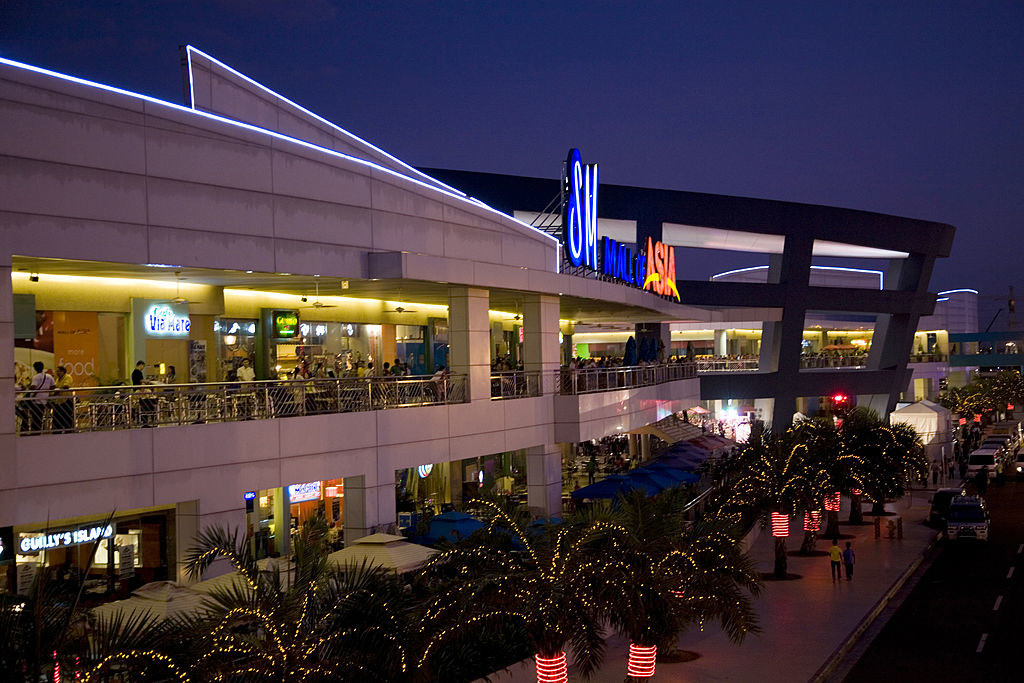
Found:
[770,512,789,537]
[804,511,822,532]
[824,491,841,511]
[626,643,657,678]
[535,652,568,683]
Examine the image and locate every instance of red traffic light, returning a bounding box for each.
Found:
[832,393,848,404]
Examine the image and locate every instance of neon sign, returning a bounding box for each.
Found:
[288,481,321,503]
[145,304,190,337]
[19,524,113,554]
[599,236,679,301]
[565,148,598,269]
[273,311,299,338]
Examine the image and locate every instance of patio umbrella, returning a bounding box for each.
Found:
[428,510,484,543]
[327,533,437,574]
[571,473,661,499]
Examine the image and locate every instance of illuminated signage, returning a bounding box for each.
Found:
[565,148,598,269]
[600,236,679,301]
[417,464,433,478]
[243,491,257,501]
[563,149,679,301]
[273,310,299,338]
[145,304,190,337]
[18,524,113,554]
[287,481,321,503]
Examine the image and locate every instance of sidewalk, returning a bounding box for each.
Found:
[489,488,939,682]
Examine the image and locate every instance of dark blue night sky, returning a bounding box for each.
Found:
[2,1,1022,319]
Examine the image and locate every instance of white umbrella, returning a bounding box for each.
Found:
[327,533,437,574]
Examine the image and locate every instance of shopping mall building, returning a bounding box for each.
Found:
[0,48,959,588]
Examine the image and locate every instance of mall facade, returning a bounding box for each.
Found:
[0,47,955,587]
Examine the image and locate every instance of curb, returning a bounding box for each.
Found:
[808,530,941,683]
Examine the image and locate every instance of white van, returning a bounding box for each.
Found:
[966,447,1002,477]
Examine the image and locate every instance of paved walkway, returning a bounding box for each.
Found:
[489,488,940,682]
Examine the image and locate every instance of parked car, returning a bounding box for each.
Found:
[929,486,968,527]
[967,448,1002,477]
[1015,453,1024,481]
[946,496,990,541]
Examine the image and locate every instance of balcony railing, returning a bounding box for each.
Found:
[490,371,542,400]
[557,363,697,395]
[694,358,760,372]
[14,375,467,436]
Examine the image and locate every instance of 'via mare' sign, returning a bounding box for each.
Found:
[19,524,113,554]
[563,149,679,301]
[145,304,190,337]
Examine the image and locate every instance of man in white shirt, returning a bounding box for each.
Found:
[237,358,255,382]
[28,361,55,433]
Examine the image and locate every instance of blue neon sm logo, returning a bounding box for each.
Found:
[565,148,598,269]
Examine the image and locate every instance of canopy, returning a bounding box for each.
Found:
[642,462,701,483]
[92,581,210,622]
[572,473,660,499]
[327,533,437,574]
[890,399,954,460]
[428,510,484,543]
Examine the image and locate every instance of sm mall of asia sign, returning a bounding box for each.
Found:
[564,149,679,301]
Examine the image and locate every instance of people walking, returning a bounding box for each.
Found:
[931,462,939,486]
[842,542,856,581]
[829,541,842,581]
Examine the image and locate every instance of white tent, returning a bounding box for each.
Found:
[92,580,211,622]
[327,533,437,574]
[890,399,954,463]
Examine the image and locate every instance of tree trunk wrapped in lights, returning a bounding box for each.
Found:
[800,511,822,554]
[771,512,789,578]
[627,643,657,679]
[848,489,864,525]
[535,652,568,683]
[823,491,841,539]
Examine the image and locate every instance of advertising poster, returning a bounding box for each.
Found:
[53,311,100,386]
[189,339,207,383]
[118,544,135,580]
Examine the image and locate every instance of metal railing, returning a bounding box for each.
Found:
[798,355,868,370]
[557,363,697,395]
[490,371,542,400]
[694,358,760,372]
[14,375,466,436]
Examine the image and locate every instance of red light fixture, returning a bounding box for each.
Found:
[627,643,657,678]
[771,512,789,537]
[824,491,841,512]
[852,489,862,496]
[832,393,848,404]
[973,414,982,423]
[1009,404,1015,410]
[535,652,568,683]
[958,417,967,425]
[804,511,822,531]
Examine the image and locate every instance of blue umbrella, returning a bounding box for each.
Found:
[642,463,700,484]
[428,511,484,542]
[572,474,661,499]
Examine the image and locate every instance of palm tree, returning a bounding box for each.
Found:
[727,423,820,579]
[594,488,760,678]
[180,520,411,682]
[417,500,608,683]
[793,418,863,545]
[841,408,927,516]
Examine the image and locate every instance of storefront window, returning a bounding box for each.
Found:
[396,324,427,375]
[216,318,257,381]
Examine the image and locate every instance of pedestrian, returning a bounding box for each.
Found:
[236,358,255,382]
[947,460,956,481]
[842,542,856,580]
[28,361,55,433]
[51,365,74,433]
[829,540,842,581]
[931,462,939,485]
[977,465,989,496]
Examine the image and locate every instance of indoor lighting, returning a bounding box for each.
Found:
[223,335,237,345]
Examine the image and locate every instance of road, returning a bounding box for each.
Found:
[845,477,1024,682]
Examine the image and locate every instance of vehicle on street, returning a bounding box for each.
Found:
[947,496,990,541]
[929,486,968,527]
[967,447,1002,477]
[1015,453,1024,481]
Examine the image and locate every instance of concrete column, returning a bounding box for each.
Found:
[714,329,728,357]
[174,500,200,583]
[448,459,464,509]
[526,444,562,520]
[271,486,291,555]
[760,235,813,429]
[522,293,561,394]
[0,259,15,526]
[448,287,491,402]
[628,433,638,459]
[490,321,505,360]
[640,433,651,461]
[342,474,397,545]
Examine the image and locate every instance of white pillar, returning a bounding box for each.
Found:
[714,329,728,357]
[522,294,561,394]
[628,433,638,459]
[526,445,562,520]
[0,259,15,527]
[448,287,491,402]
[640,434,652,461]
[343,474,397,545]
